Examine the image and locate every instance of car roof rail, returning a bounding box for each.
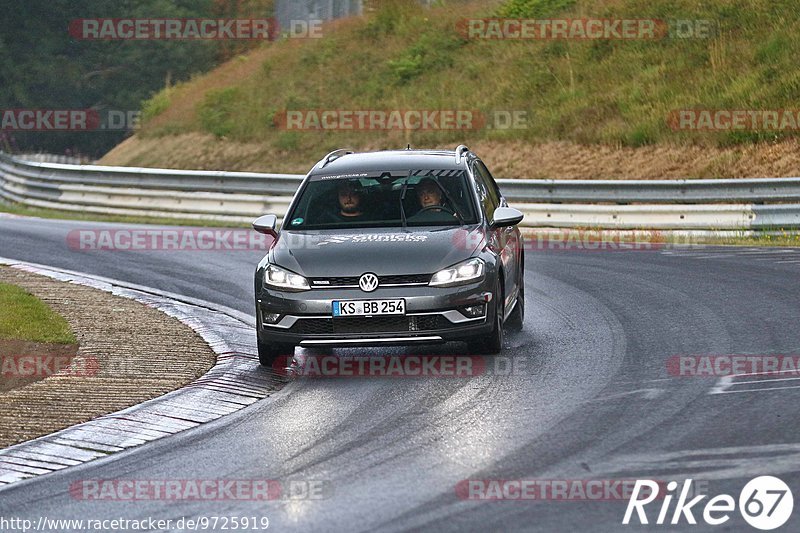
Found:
[317,149,354,169]
[454,144,470,165]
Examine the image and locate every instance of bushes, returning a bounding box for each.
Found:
[198,88,241,138]
[141,88,173,123]
[497,0,577,17]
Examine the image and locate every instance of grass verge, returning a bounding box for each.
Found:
[133,0,800,157]
[0,201,250,228]
[701,233,800,247]
[0,278,76,344]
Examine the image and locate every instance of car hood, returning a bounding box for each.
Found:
[270,226,485,278]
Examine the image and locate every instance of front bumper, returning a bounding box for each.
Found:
[256,280,495,347]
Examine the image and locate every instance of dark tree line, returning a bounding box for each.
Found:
[0,0,271,157]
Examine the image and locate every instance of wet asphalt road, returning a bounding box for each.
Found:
[1,215,799,532]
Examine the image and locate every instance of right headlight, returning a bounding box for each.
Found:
[429,258,485,287]
[264,264,310,291]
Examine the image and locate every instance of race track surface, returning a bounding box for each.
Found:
[1,216,799,531]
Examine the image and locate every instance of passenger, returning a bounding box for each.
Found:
[319,180,370,223]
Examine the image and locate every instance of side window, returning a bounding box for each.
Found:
[473,161,500,220]
[477,161,504,207]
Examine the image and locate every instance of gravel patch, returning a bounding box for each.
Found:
[0,267,215,448]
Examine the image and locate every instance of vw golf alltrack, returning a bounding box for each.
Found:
[252,146,525,366]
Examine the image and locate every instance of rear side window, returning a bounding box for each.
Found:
[472,161,500,220]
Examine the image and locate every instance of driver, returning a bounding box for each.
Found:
[417,178,444,210]
[408,178,457,223]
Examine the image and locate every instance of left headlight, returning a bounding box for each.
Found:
[430,258,485,287]
[264,264,310,291]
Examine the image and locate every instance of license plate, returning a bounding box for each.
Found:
[333,299,406,317]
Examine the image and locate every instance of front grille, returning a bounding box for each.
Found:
[311,276,358,286]
[382,274,431,285]
[310,274,431,288]
[292,315,451,335]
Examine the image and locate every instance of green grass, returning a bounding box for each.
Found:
[704,232,800,247]
[0,201,249,228]
[0,279,76,344]
[141,87,175,122]
[133,0,800,161]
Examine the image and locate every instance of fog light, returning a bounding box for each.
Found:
[262,312,282,325]
[462,304,486,318]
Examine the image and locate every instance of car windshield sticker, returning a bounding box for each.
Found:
[291,217,304,225]
[316,173,370,180]
[317,234,429,246]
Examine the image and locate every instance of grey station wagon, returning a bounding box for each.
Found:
[252,146,525,366]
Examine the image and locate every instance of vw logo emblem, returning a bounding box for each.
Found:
[359,273,379,292]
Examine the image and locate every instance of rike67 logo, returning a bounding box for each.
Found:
[623,476,794,530]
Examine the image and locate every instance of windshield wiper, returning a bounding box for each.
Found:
[399,173,410,230]
[435,180,465,226]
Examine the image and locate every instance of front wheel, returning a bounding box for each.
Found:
[506,282,524,332]
[257,339,293,367]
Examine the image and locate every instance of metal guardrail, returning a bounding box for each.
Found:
[497,177,800,204]
[16,153,91,165]
[2,151,799,229]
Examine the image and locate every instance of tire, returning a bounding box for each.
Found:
[506,282,524,332]
[257,339,293,367]
[470,281,504,355]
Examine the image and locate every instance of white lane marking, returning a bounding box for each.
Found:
[710,370,800,395]
[709,375,735,394]
[684,255,753,260]
[733,249,797,254]
[586,443,800,481]
[733,375,800,385]
[666,249,800,257]
[614,378,674,385]
[589,388,664,402]
[711,385,800,394]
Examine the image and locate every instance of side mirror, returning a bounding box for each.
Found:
[490,207,524,229]
[252,214,278,238]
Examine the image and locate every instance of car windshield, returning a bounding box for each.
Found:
[283,170,479,230]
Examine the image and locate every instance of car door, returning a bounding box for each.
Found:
[472,160,520,315]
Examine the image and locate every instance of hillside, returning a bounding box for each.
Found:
[101,0,800,178]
